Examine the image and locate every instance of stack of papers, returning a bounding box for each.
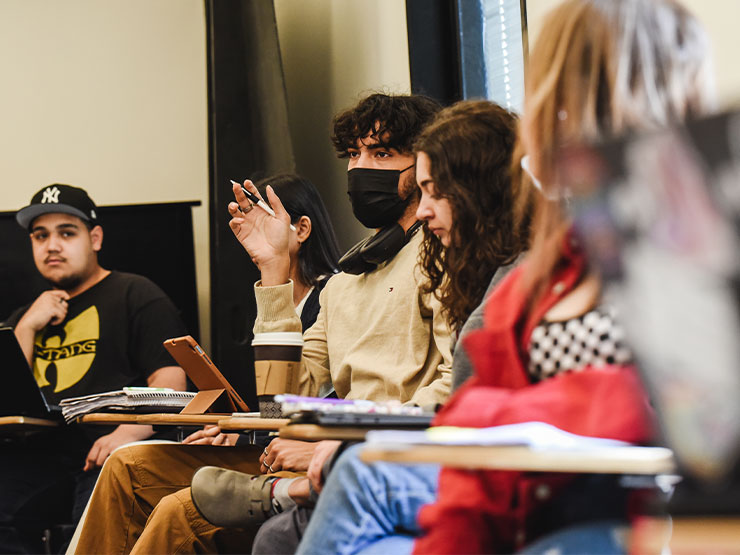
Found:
[365,422,631,451]
[59,387,196,423]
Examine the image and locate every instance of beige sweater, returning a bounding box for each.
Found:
[253,231,452,407]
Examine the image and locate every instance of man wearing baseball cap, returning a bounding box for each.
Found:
[0,184,188,553]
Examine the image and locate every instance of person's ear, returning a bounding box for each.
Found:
[295,216,311,244]
[89,225,103,252]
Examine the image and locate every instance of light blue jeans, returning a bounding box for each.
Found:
[295,443,439,555]
[520,520,628,554]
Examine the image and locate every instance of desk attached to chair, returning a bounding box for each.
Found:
[0,416,59,436]
[79,413,289,430]
[360,443,677,475]
[359,441,740,552]
[274,423,676,476]
[277,423,375,441]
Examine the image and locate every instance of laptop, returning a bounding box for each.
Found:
[560,109,740,514]
[290,411,434,428]
[0,327,62,419]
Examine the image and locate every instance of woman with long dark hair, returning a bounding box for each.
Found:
[170,173,340,449]
[254,173,341,328]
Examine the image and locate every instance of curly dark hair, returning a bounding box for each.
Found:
[331,93,442,157]
[415,100,533,331]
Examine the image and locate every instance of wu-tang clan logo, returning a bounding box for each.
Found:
[34,306,99,393]
[41,186,61,204]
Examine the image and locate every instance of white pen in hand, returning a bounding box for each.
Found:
[230,180,296,231]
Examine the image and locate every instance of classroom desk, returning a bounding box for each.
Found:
[360,444,676,475]
[278,424,369,441]
[278,424,432,442]
[217,417,290,431]
[0,415,59,436]
[80,413,289,443]
[80,413,288,430]
[80,412,226,426]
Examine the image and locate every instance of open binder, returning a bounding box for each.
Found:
[163,335,249,414]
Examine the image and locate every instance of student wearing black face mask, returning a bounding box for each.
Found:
[70,93,451,555]
[346,163,415,229]
[339,165,423,274]
[337,103,429,274]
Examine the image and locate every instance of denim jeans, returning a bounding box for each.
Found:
[296,443,440,555]
[519,520,628,554]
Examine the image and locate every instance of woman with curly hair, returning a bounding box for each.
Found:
[416,100,530,334]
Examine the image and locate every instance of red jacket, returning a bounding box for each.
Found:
[413,244,654,554]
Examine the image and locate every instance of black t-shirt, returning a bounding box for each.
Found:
[5,271,186,406]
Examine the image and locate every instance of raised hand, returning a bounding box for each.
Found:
[228,180,291,286]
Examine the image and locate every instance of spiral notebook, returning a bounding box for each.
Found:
[58,387,197,423]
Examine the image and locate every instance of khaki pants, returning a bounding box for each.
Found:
[74,443,297,554]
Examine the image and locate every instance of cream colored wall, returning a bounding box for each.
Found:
[0,0,210,348]
[274,0,411,248]
[1,0,413,350]
[681,0,740,108]
[525,0,740,109]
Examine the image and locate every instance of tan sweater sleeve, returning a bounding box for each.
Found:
[408,289,453,407]
[253,281,302,333]
[253,281,331,397]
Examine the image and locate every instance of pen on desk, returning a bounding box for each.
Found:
[230,179,296,231]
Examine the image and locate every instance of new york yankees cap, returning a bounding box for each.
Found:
[16,184,99,230]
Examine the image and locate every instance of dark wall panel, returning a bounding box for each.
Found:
[206,0,295,410]
[0,202,201,341]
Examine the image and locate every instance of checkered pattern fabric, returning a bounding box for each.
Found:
[527,307,632,381]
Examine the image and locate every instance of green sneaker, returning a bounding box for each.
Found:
[191,466,274,528]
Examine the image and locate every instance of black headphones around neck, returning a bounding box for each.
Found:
[338,221,423,275]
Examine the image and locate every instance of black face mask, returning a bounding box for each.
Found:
[347,165,414,229]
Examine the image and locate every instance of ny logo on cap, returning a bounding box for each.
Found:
[41,186,61,204]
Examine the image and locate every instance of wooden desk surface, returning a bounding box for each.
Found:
[79,413,290,430]
[360,444,676,475]
[217,417,290,431]
[80,413,225,426]
[278,424,370,441]
[631,516,740,554]
[278,424,433,441]
[0,416,59,434]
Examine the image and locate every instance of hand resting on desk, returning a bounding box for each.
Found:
[183,425,239,446]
